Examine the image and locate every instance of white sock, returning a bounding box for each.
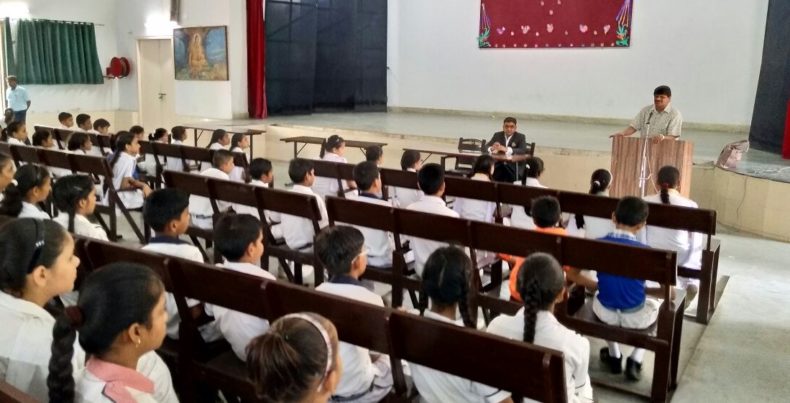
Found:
[607,342,621,359]
[630,348,646,363]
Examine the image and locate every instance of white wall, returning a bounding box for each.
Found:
[387,0,770,127]
[1,0,120,116]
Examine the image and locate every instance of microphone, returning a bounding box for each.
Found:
[645,110,654,137]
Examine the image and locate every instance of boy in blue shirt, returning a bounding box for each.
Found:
[595,196,669,382]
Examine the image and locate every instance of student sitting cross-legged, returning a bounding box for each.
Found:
[487,253,594,402]
[210,213,275,360]
[189,149,235,230]
[595,197,672,381]
[142,188,221,342]
[314,225,393,402]
[411,247,513,403]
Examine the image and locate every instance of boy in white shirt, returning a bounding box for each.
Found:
[189,149,235,230]
[75,113,92,132]
[57,111,74,129]
[248,158,282,239]
[280,158,329,250]
[314,226,393,402]
[142,188,221,342]
[405,163,460,276]
[210,214,275,360]
[352,161,398,268]
[392,150,423,208]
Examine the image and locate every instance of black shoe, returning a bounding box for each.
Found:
[625,357,643,381]
[599,347,622,374]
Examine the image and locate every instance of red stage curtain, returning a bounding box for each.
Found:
[247,0,267,118]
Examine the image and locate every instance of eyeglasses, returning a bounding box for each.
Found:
[27,219,46,273]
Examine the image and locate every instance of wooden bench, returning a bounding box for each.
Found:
[162,170,220,262]
[182,125,264,159]
[0,380,37,403]
[280,135,387,159]
[33,125,72,150]
[143,140,250,182]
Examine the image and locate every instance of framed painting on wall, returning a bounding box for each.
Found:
[173,25,229,80]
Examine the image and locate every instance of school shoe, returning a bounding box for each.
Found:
[625,357,642,381]
[599,347,622,374]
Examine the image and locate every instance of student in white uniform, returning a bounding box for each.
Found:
[53,175,107,240]
[405,163,460,276]
[509,156,546,230]
[314,226,393,402]
[0,219,177,402]
[0,153,14,202]
[392,150,423,208]
[210,214,275,360]
[0,164,51,219]
[281,158,329,250]
[67,132,94,156]
[142,188,221,342]
[228,132,250,182]
[58,112,75,130]
[30,130,70,178]
[129,125,146,141]
[487,253,594,402]
[75,113,93,132]
[189,149,235,229]
[138,128,168,175]
[365,145,384,166]
[47,262,173,403]
[247,158,282,238]
[352,161,401,268]
[643,166,704,307]
[207,128,230,151]
[412,247,513,403]
[313,134,355,198]
[2,121,29,145]
[107,132,152,209]
[567,169,615,239]
[453,154,497,223]
[246,313,342,403]
[166,126,189,172]
[90,119,112,155]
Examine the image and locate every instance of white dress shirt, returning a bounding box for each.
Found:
[18,202,50,219]
[231,179,283,240]
[53,213,109,241]
[5,86,29,112]
[208,142,227,150]
[7,137,26,146]
[405,195,460,276]
[509,177,546,230]
[391,168,423,208]
[165,139,186,172]
[565,191,614,240]
[189,167,232,229]
[109,152,145,209]
[312,152,347,199]
[0,291,178,402]
[643,190,704,270]
[280,184,329,249]
[453,174,496,223]
[208,261,275,360]
[487,309,593,403]
[354,193,397,267]
[410,310,511,403]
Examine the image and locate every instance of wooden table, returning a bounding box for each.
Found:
[280,136,387,158]
[403,147,529,180]
[182,125,265,159]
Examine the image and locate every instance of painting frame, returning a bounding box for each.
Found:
[173,25,229,81]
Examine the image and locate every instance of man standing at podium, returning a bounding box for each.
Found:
[487,116,528,182]
[611,85,683,141]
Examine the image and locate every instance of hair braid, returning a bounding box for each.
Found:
[48,315,77,402]
[521,278,541,343]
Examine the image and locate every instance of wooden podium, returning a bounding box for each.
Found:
[610,136,694,198]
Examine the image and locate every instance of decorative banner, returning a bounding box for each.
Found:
[479,0,632,49]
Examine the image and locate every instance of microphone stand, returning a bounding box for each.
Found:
[638,112,653,197]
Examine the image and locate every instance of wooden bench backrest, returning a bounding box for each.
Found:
[445,175,498,202]
[8,144,42,165]
[379,167,419,190]
[0,142,9,155]
[63,151,113,178]
[180,145,213,166]
[325,196,398,232]
[206,176,259,208]
[163,170,212,198]
[0,379,38,403]
[395,208,473,247]
[81,239,172,289]
[496,182,560,207]
[254,187,323,226]
[388,311,567,402]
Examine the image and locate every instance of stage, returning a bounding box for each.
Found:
[187,110,790,242]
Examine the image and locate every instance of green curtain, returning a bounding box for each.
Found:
[3,19,15,76]
[13,19,103,85]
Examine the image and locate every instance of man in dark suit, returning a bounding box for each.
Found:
[487,116,528,182]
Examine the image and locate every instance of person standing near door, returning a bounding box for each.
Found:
[5,76,30,123]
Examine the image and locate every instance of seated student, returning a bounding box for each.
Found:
[139,128,168,175]
[352,161,400,268]
[643,166,704,295]
[0,164,51,219]
[281,158,329,250]
[207,128,230,150]
[238,157,282,239]
[166,125,189,172]
[108,132,152,209]
[1,108,13,130]
[129,125,146,141]
[1,121,29,145]
[487,253,594,402]
[58,112,74,129]
[75,113,92,132]
[567,169,614,239]
[509,156,546,230]
[453,154,497,223]
[32,129,55,149]
[189,149,235,229]
[314,226,394,402]
[392,149,424,208]
[67,132,94,155]
[53,174,107,241]
[142,188,221,342]
[313,134,355,198]
[0,219,177,402]
[89,118,112,155]
[405,163,460,276]
[48,263,175,403]
[0,153,14,201]
[505,196,596,303]
[595,197,670,381]
[411,247,513,403]
[246,313,341,403]
[228,133,250,182]
[210,214,276,360]
[365,145,383,166]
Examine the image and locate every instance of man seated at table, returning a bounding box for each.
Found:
[487,116,528,182]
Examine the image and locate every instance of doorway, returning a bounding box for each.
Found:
[137,39,176,131]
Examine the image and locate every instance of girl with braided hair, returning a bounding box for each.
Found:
[487,253,593,402]
[48,262,172,403]
[411,246,513,403]
[52,174,108,241]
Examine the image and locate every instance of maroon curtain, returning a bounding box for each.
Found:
[247,0,267,118]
